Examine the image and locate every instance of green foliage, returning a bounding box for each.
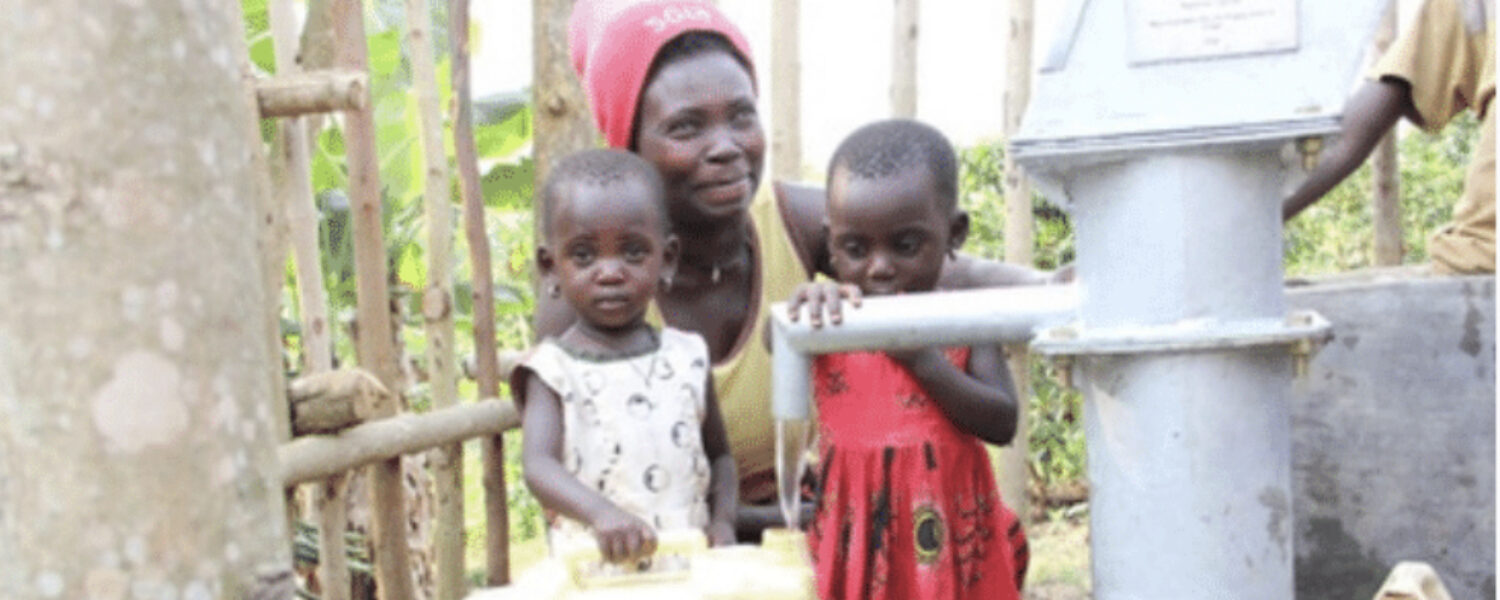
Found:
[476,102,535,164]
[483,158,536,212]
[281,2,540,363]
[242,0,275,74]
[957,141,1075,270]
[957,141,1084,491]
[1025,358,1087,488]
[1283,113,1478,276]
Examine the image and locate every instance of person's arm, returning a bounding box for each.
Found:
[699,373,738,546]
[519,372,656,562]
[940,253,1060,288]
[888,345,1019,446]
[1283,78,1413,221]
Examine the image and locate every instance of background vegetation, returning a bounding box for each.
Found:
[250,0,1480,588]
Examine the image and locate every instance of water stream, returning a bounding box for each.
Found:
[774,418,813,531]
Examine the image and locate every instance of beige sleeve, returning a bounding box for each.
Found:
[1372,0,1488,131]
[512,341,571,410]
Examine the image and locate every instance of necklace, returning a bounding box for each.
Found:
[686,228,752,286]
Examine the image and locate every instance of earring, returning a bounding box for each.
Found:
[660,274,674,292]
[548,283,561,298]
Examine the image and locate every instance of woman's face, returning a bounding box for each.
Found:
[635,50,765,228]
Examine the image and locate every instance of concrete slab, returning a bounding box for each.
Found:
[1288,274,1495,599]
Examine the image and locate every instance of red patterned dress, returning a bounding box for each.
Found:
[807,348,1027,600]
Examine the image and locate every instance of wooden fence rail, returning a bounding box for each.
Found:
[255,70,368,117]
[276,360,521,597]
[280,398,521,487]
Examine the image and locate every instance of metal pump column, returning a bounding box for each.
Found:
[1058,152,1304,598]
[1014,1,1387,597]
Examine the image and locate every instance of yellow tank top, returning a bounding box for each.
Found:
[649,183,811,502]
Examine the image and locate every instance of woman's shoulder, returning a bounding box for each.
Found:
[770,180,825,233]
[763,180,828,278]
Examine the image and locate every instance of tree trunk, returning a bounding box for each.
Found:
[1371,4,1402,266]
[1000,0,1035,523]
[772,0,803,182]
[891,0,918,118]
[533,0,600,203]
[453,0,511,585]
[0,2,291,597]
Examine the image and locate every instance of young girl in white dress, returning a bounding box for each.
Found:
[513,149,738,564]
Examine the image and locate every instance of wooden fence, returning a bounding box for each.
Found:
[255,0,522,597]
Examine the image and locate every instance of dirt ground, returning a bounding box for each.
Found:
[1022,516,1092,600]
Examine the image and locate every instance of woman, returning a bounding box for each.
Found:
[539,0,1054,536]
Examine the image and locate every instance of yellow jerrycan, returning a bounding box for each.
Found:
[470,528,815,600]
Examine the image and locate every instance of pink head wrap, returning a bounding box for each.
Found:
[568,0,757,149]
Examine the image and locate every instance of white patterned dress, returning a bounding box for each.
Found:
[519,327,714,538]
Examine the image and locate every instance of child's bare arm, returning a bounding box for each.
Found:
[519,373,656,562]
[939,253,1069,288]
[888,345,1019,445]
[699,373,738,546]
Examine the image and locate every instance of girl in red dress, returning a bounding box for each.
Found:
[787,119,1029,600]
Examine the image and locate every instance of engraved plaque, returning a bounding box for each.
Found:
[1127,0,1298,64]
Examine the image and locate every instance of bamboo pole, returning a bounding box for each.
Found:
[257,70,369,117]
[1000,0,1035,523]
[299,0,339,156]
[333,0,416,597]
[274,0,348,592]
[315,472,352,599]
[452,0,511,585]
[772,0,802,182]
[891,0,918,118]
[1371,5,1402,266]
[269,0,336,398]
[403,0,465,596]
[281,399,521,486]
[266,0,352,594]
